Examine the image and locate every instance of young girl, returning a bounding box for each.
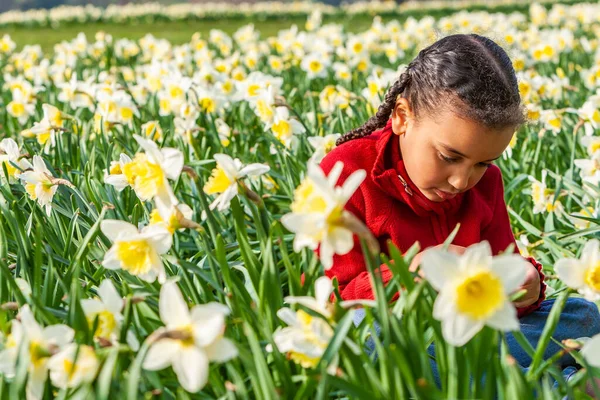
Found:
[318,34,600,387]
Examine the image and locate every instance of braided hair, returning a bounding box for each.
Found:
[336,33,526,146]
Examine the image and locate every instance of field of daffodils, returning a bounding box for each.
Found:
[1,1,600,399]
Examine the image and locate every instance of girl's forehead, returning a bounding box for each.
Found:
[422,111,515,161]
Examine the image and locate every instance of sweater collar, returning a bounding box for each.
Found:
[371,119,465,217]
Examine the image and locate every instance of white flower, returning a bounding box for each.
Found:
[268,106,305,149]
[47,344,99,390]
[100,220,172,283]
[301,53,330,80]
[555,239,600,301]
[104,153,133,191]
[203,153,270,211]
[421,241,529,346]
[7,89,35,125]
[281,161,371,269]
[528,170,561,214]
[308,133,341,163]
[143,281,238,393]
[17,155,59,216]
[122,135,184,209]
[581,334,600,368]
[81,280,139,350]
[0,305,74,400]
[0,138,32,183]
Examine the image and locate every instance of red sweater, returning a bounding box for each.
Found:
[319,119,546,317]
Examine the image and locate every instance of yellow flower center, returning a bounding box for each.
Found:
[256,99,274,123]
[116,239,154,275]
[290,179,328,214]
[29,341,49,367]
[25,183,37,200]
[122,154,165,200]
[88,310,117,339]
[120,107,134,121]
[309,60,322,73]
[199,98,216,113]
[149,208,178,233]
[585,263,600,292]
[204,166,233,195]
[2,160,17,178]
[247,84,260,97]
[272,120,292,144]
[455,270,504,320]
[11,102,25,116]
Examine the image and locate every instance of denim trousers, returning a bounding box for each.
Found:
[353,298,600,387]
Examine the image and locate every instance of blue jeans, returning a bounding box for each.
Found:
[353,298,600,387]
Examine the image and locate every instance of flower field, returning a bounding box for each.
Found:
[1,1,600,399]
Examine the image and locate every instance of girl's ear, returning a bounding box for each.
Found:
[391,97,413,135]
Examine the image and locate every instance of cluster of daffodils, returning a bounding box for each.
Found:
[281,161,377,269]
[0,305,96,399]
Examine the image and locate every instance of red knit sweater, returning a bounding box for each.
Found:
[319,119,546,317]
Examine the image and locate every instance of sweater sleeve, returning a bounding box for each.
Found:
[480,167,546,318]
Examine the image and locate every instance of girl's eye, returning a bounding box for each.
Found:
[478,162,492,168]
[438,152,458,164]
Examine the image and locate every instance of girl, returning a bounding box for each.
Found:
[318,34,600,388]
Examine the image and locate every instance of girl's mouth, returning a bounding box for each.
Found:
[434,188,458,200]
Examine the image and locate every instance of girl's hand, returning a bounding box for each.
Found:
[512,262,541,308]
[409,244,466,277]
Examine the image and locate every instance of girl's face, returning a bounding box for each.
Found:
[392,98,515,203]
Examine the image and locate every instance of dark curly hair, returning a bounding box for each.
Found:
[336,33,526,146]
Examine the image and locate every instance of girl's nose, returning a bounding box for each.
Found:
[448,168,471,192]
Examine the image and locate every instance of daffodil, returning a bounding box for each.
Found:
[308,133,341,163]
[143,281,238,393]
[203,153,270,211]
[47,344,99,390]
[0,305,74,400]
[268,106,305,149]
[150,202,198,234]
[18,155,62,216]
[141,120,163,140]
[301,52,329,80]
[528,171,562,214]
[0,138,32,183]
[104,153,134,191]
[281,161,376,269]
[81,280,140,350]
[421,241,529,346]
[100,219,172,283]
[122,135,183,208]
[7,89,35,125]
[555,239,600,301]
[581,334,600,368]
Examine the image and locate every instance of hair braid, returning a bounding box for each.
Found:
[336,70,411,146]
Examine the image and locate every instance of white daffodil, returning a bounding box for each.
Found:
[268,106,305,149]
[143,281,238,393]
[150,202,197,234]
[141,120,163,140]
[528,170,561,214]
[574,152,600,189]
[0,305,74,400]
[18,155,60,216]
[47,344,99,390]
[307,133,341,163]
[122,135,184,208]
[555,239,600,301]
[7,89,35,125]
[100,220,172,283]
[203,153,270,211]
[81,280,140,350]
[0,138,32,183]
[104,153,134,191]
[421,241,529,347]
[269,306,335,372]
[581,334,600,368]
[281,161,375,270]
